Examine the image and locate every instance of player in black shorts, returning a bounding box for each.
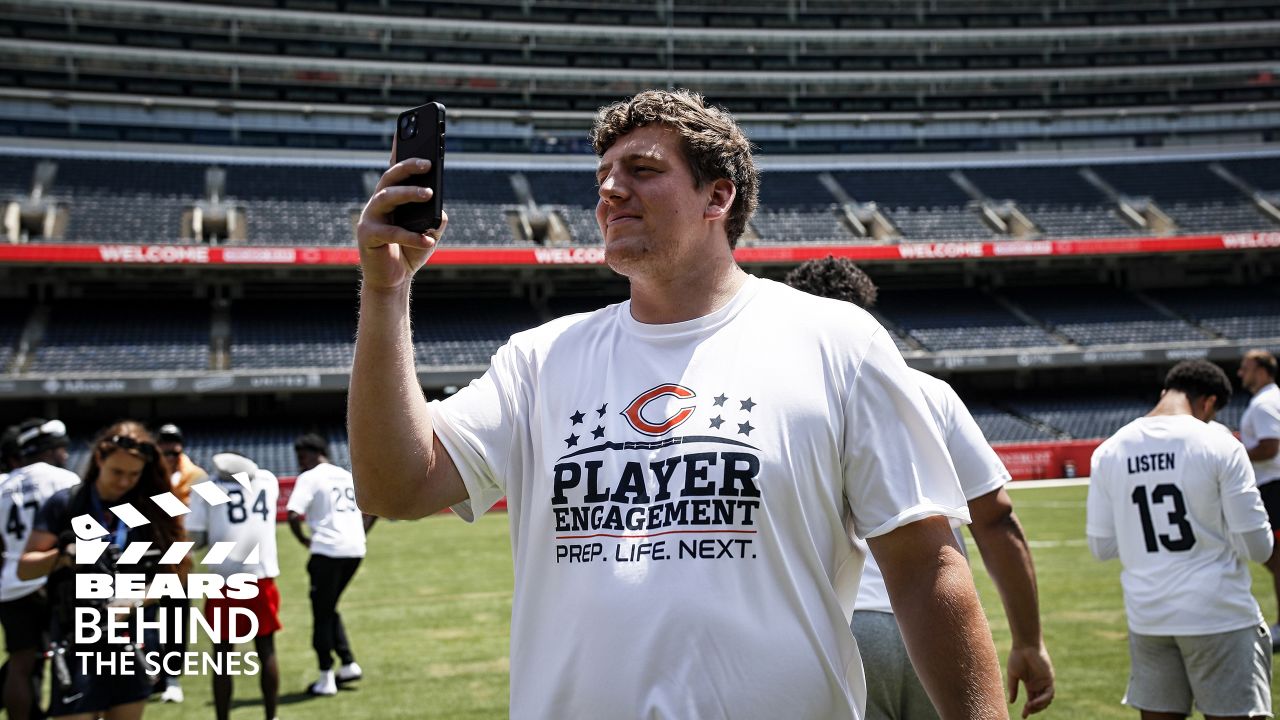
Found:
[18,420,189,720]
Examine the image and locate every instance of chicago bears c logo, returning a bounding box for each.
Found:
[621,384,697,436]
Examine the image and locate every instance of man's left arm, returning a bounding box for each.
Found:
[968,488,1054,717]
[1248,438,1279,463]
[1246,399,1280,462]
[870,515,1007,720]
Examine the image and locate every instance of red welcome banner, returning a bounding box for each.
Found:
[0,232,1275,267]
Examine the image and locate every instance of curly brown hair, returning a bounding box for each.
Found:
[590,89,759,249]
[784,256,878,309]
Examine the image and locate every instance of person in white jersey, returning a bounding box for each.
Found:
[1238,349,1280,646]
[786,255,1055,719]
[0,418,78,720]
[348,88,1006,718]
[1088,359,1273,719]
[286,433,373,697]
[188,452,282,720]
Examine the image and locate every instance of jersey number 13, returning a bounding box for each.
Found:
[1131,484,1196,553]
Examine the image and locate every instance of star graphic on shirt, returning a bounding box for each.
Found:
[713,394,728,407]
[737,421,754,436]
[565,434,579,448]
[570,410,585,425]
[709,416,725,430]
[597,403,608,417]
[740,397,756,412]
[591,425,605,439]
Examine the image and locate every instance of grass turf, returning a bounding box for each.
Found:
[141,483,1276,719]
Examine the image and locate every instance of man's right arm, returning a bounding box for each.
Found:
[968,488,1054,717]
[870,516,1008,719]
[348,155,467,520]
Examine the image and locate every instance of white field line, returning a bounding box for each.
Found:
[1007,478,1091,489]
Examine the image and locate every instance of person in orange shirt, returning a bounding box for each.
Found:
[157,423,206,506]
[152,422,208,704]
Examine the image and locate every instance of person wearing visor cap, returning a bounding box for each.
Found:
[188,451,282,720]
[151,423,206,703]
[0,418,79,720]
[156,423,207,508]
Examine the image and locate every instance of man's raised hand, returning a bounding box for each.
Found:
[356,154,448,291]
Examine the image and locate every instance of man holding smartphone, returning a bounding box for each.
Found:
[348,89,1006,719]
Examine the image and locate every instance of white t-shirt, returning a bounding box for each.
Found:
[286,462,366,559]
[1086,414,1268,635]
[856,370,1010,614]
[0,462,80,601]
[187,470,281,580]
[431,275,968,720]
[1242,383,1280,485]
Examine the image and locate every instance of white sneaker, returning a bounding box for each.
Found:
[337,662,363,683]
[308,670,337,696]
[160,684,185,703]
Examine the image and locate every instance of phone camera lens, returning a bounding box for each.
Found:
[399,113,418,141]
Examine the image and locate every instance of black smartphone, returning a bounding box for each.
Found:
[392,102,445,233]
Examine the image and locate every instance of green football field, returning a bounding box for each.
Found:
[142,483,1278,719]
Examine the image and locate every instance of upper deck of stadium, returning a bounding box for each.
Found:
[1,0,1278,153]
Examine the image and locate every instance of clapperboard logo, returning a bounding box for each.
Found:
[67,472,267,678]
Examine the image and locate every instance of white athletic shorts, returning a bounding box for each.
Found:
[1124,623,1272,717]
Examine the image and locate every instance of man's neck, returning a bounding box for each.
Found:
[1148,391,1193,419]
[627,258,748,325]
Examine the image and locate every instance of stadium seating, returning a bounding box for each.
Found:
[876,288,1060,351]
[411,298,543,366]
[29,300,209,373]
[231,299,358,370]
[0,300,29,374]
[1003,286,1210,346]
[7,156,1273,248]
[966,403,1060,444]
[1146,285,1280,341]
[1008,396,1154,441]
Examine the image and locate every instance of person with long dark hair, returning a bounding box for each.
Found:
[18,420,189,720]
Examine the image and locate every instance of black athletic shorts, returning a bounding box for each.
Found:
[47,643,153,717]
[1260,481,1280,534]
[0,591,50,653]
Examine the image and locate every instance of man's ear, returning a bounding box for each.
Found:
[1195,395,1219,422]
[705,178,736,221]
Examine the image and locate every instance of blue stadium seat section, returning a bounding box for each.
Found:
[231,299,358,370]
[228,296,544,370]
[0,300,30,373]
[60,421,351,480]
[876,288,1059,351]
[961,166,1135,238]
[1009,397,1153,441]
[1088,159,1276,234]
[1003,286,1208,346]
[410,298,543,366]
[965,402,1059,443]
[55,159,205,245]
[1146,284,1280,341]
[3,156,1274,248]
[754,171,852,244]
[30,300,209,373]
